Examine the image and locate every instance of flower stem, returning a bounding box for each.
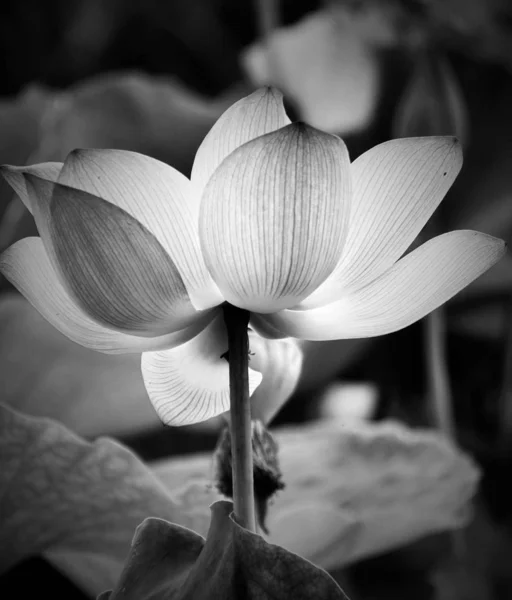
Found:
[222,303,256,532]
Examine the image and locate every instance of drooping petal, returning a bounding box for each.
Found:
[57,149,222,310]
[0,238,212,354]
[199,123,352,313]
[255,231,506,340]
[22,174,204,337]
[0,162,62,213]
[248,333,303,424]
[301,136,462,308]
[191,87,291,195]
[142,314,262,426]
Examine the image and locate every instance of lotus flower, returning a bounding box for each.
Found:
[0,87,505,426]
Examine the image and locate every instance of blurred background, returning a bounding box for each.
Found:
[2,0,512,598]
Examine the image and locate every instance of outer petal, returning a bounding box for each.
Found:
[199,123,352,313]
[22,173,203,336]
[248,333,303,424]
[1,162,62,213]
[57,149,222,310]
[255,231,506,340]
[191,87,291,194]
[0,238,212,354]
[301,136,462,308]
[142,314,262,426]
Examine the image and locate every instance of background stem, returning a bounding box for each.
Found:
[222,303,256,532]
[425,307,456,439]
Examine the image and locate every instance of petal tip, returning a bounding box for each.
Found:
[0,164,23,181]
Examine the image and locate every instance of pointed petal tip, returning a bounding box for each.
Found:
[191,85,292,194]
[0,163,26,181]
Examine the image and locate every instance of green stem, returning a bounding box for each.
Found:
[222,303,256,532]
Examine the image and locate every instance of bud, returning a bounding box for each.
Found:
[214,420,284,533]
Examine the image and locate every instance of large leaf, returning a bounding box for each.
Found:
[153,419,480,570]
[0,402,211,593]
[102,501,347,600]
[0,401,480,598]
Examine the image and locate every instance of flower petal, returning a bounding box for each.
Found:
[23,174,204,336]
[0,162,62,213]
[255,231,506,340]
[57,149,222,310]
[199,123,352,313]
[301,136,462,308]
[141,314,263,426]
[0,238,211,354]
[248,333,303,424]
[191,87,291,194]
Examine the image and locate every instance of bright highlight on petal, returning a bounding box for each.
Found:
[191,87,291,194]
[256,231,506,339]
[0,162,62,213]
[302,136,462,308]
[141,314,262,426]
[58,149,222,310]
[199,123,352,313]
[24,174,202,337]
[0,238,210,353]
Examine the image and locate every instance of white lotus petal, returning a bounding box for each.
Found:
[256,231,506,340]
[302,136,462,308]
[142,314,262,426]
[0,238,212,354]
[199,123,352,313]
[0,162,62,213]
[22,174,203,337]
[58,149,222,310]
[191,87,291,195]
[248,334,303,424]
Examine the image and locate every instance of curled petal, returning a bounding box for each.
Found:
[0,238,211,353]
[256,231,506,340]
[250,314,289,340]
[248,333,303,424]
[199,123,352,313]
[0,162,62,213]
[24,174,203,336]
[302,136,462,308]
[191,87,291,194]
[57,149,222,310]
[141,314,262,426]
